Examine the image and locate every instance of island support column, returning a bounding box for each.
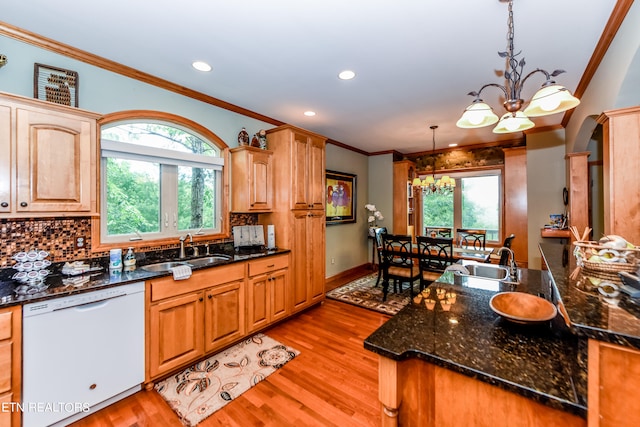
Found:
[378,356,400,426]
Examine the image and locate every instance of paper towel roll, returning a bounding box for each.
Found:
[267,224,276,249]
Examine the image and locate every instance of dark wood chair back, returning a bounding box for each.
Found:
[380,233,419,299]
[373,227,388,286]
[456,228,487,250]
[425,227,452,238]
[499,234,516,266]
[417,235,454,290]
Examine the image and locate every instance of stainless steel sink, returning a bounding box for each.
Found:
[187,255,231,268]
[452,262,512,291]
[140,261,192,272]
[462,263,509,281]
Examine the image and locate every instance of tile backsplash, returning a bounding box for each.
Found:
[0,213,258,268]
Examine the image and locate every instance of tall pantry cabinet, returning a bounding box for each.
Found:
[262,125,326,313]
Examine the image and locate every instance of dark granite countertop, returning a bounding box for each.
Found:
[540,243,640,349]
[364,267,588,417]
[0,247,290,308]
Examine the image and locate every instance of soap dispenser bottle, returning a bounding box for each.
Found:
[124,247,136,269]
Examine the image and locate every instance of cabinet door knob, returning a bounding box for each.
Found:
[208,294,213,299]
[89,383,97,390]
[20,202,27,207]
[199,297,204,302]
[0,202,7,208]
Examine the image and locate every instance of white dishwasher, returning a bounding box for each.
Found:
[22,281,145,427]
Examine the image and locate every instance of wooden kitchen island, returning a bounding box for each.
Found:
[366,245,640,427]
[364,268,588,427]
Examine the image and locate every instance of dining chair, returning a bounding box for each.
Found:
[373,227,388,287]
[416,236,455,291]
[456,229,487,250]
[486,233,516,264]
[380,233,420,301]
[425,227,452,238]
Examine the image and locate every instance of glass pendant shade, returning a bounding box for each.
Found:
[456,100,499,128]
[412,177,422,186]
[493,112,535,134]
[424,175,435,185]
[523,84,581,117]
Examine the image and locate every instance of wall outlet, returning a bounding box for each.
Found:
[331,257,335,265]
[75,236,85,249]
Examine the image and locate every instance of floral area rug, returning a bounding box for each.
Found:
[326,273,411,315]
[155,333,299,426]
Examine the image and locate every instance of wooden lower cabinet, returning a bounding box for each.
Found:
[146,263,245,382]
[377,356,585,427]
[149,292,204,378]
[204,279,245,352]
[291,210,325,311]
[0,306,21,427]
[588,339,640,427]
[247,255,290,332]
[146,257,289,384]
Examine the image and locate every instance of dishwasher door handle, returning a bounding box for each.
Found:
[57,294,127,312]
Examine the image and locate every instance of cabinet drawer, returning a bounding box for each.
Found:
[248,255,288,277]
[150,263,245,301]
[0,311,12,341]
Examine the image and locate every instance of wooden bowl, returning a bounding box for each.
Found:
[489,292,557,324]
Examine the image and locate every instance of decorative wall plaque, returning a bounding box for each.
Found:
[34,63,79,107]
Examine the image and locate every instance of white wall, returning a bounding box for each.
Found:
[526,130,567,269]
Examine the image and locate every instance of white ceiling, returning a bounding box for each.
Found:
[2,0,618,153]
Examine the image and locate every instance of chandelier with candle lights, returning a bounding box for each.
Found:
[412,125,455,195]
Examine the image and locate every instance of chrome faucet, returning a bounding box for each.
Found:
[498,247,518,281]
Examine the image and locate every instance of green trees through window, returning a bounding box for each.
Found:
[101,121,223,243]
[423,174,500,241]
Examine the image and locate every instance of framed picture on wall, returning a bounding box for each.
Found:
[326,170,356,225]
[34,63,79,107]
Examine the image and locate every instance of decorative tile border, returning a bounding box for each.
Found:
[0,213,259,268]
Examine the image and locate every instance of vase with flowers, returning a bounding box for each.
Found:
[365,204,384,237]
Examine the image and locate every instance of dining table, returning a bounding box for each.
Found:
[373,235,494,272]
[451,246,494,262]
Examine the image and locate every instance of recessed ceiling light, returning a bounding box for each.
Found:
[192,61,212,72]
[304,111,316,117]
[448,143,458,147]
[338,70,356,80]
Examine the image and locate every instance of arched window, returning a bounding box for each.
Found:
[96,111,228,248]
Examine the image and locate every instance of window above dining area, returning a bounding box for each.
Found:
[422,170,502,243]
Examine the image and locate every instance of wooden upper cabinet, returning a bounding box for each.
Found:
[0,92,99,218]
[0,105,10,214]
[230,146,273,212]
[267,125,326,210]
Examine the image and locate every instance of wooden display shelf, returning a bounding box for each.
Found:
[541,228,571,238]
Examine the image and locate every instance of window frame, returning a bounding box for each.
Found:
[91,110,230,253]
[421,168,503,245]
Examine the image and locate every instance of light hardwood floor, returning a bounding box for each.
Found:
[70,297,389,426]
